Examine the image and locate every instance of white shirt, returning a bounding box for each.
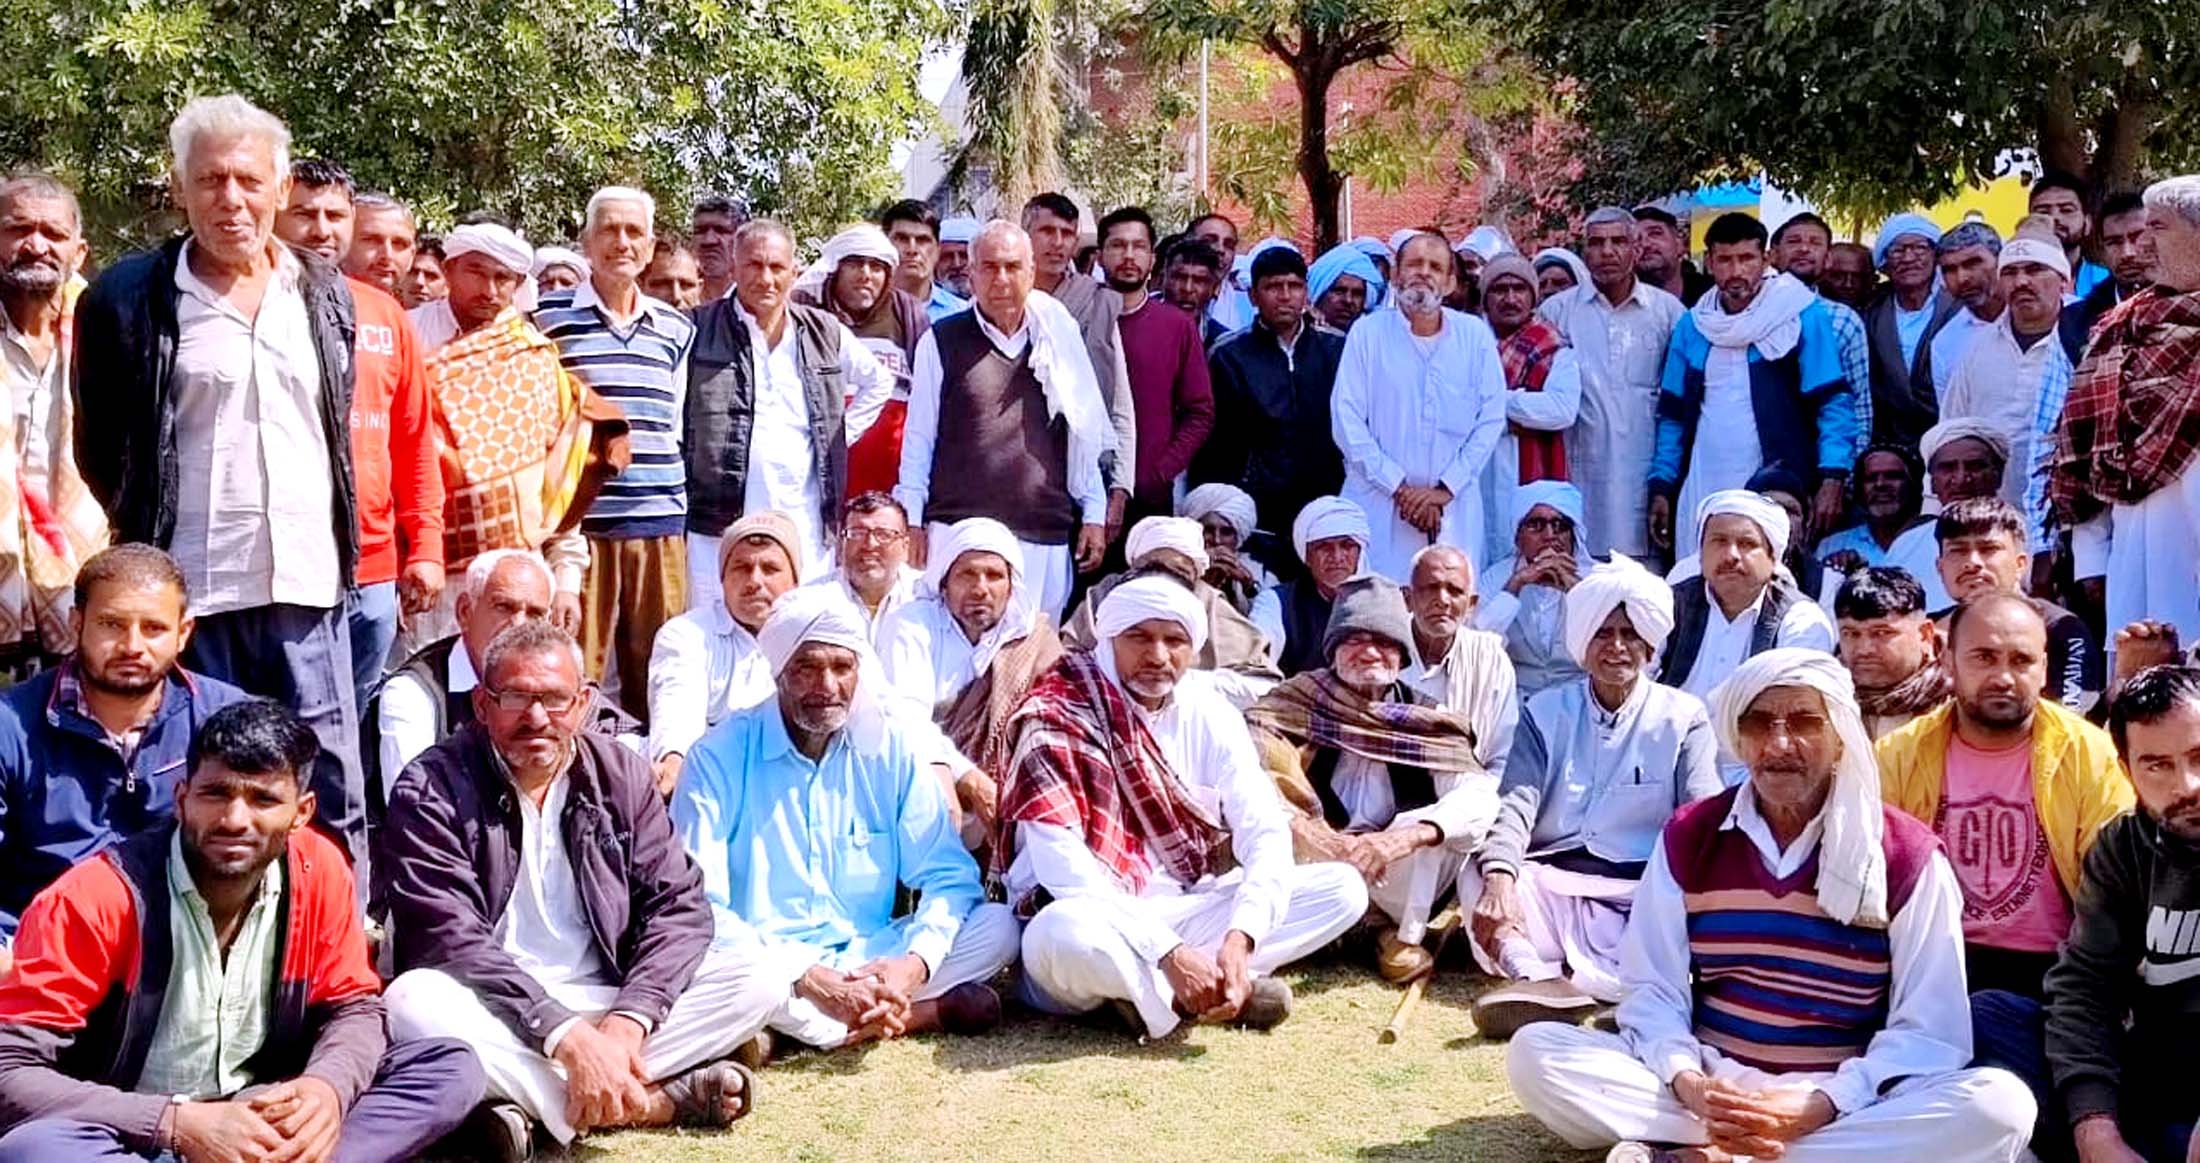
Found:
[0,305,60,495]
[1403,627,1521,778]
[1884,522,1954,612]
[735,300,894,574]
[377,646,480,779]
[1005,667,1294,959]
[811,565,921,641]
[1678,581,1837,701]
[1617,783,1973,1114]
[168,242,342,614]
[496,771,617,1050]
[408,298,460,355]
[1539,280,1684,557]
[1939,314,2070,542]
[1927,306,1997,401]
[646,601,774,760]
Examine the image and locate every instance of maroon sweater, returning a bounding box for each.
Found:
[1116,298,1215,505]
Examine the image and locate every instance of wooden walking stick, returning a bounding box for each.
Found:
[1380,901,1463,1044]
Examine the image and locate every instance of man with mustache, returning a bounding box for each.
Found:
[0,172,105,676]
[646,512,802,793]
[1863,213,1962,449]
[812,491,922,638]
[1930,499,2102,713]
[1817,445,1931,575]
[1659,489,1836,703]
[2059,191,2155,365]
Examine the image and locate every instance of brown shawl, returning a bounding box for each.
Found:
[1059,572,1283,684]
[938,617,1066,777]
[1245,670,1482,819]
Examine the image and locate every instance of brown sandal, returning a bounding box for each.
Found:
[662,1058,757,1128]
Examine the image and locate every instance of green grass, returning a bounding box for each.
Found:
[569,957,1603,1163]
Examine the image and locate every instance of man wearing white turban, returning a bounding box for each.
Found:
[1180,482,1286,649]
[935,216,980,298]
[1272,497,1373,675]
[1464,556,1721,1037]
[1660,489,1836,702]
[670,585,1019,1051]
[1507,648,2036,1163]
[1002,575,1367,1038]
[1881,417,2014,609]
[1475,477,1596,696]
[1061,516,1282,708]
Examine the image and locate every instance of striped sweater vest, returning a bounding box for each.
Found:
[1662,787,1939,1074]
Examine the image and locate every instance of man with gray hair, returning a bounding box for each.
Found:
[534,185,696,722]
[74,93,372,904]
[1928,220,2006,402]
[1539,206,1684,558]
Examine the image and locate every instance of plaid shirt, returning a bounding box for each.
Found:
[1822,296,1872,453]
[2027,341,2077,553]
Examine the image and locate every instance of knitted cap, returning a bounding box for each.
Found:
[1322,574,1413,663]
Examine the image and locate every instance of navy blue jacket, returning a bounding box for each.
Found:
[0,665,249,940]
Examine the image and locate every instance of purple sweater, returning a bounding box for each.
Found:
[1117,298,1215,505]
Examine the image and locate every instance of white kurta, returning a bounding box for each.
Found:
[1676,584,1837,702]
[645,601,774,760]
[1883,522,1954,612]
[1927,306,1996,400]
[1938,315,2069,532]
[1474,570,1586,695]
[1539,281,1684,558]
[1331,307,1508,579]
[809,565,922,642]
[2073,460,2200,661]
[1480,344,1584,567]
[1403,626,1520,777]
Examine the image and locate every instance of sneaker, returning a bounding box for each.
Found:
[1375,927,1435,985]
[1231,977,1294,1031]
[1470,977,1598,1040]
[457,1100,533,1163]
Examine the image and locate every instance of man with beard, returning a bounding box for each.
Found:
[690,195,748,304]
[1160,238,1229,347]
[1333,231,1506,580]
[1820,242,1879,312]
[1834,567,1950,739]
[813,491,921,637]
[2061,191,2156,364]
[1307,241,1386,333]
[1819,445,1932,574]
[1930,498,2102,713]
[1773,212,1874,442]
[788,224,922,504]
[1865,214,1962,448]
[1098,207,1213,531]
[1659,490,1836,704]
[0,172,105,673]
[1249,575,1498,983]
[1403,544,1519,778]
[935,216,979,300]
[0,545,247,963]
[1928,221,2007,402]
[386,621,775,1153]
[347,192,419,300]
[1025,194,1137,543]
[1475,253,1580,568]
[1942,218,2075,549]
[647,511,803,792]
[1878,592,2129,999]
[2028,170,2111,300]
[671,586,1018,1050]
[881,199,966,323]
[641,235,703,310]
[1003,575,1366,1037]
[0,700,484,1163]
[1631,205,1711,306]
[1060,516,1281,709]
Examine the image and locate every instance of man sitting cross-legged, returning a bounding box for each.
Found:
[672,586,1018,1050]
[1002,575,1367,1038]
[0,700,483,1163]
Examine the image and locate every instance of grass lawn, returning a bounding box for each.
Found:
[574,956,1604,1163]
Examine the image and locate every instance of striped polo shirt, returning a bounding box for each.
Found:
[533,281,695,539]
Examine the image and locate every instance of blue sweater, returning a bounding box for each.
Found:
[1649,298,1857,496]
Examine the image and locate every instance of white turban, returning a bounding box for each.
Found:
[532,246,588,279]
[1292,496,1372,564]
[754,585,891,750]
[1561,554,1676,669]
[1388,228,1426,255]
[940,216,981,245]
[1999,235,2071,282]
[823,224,898,272]
[1708,648,1888,927]
[1920,417,2011,468]
[1180,483,1259,543]
[920,517,1035,675]
[1694,489,1791,563]
[1125,516,1209,575]
[445,223,532,276]
[1456,224,1517,260]
[1094,574,1210,654]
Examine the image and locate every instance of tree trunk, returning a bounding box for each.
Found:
[2091,88,2158,196]
[1297,53,1343,250]
[2036,74,2093,182]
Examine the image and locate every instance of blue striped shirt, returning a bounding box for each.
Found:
[2027,336,2076,553]
[533,282,695,538]
[1821,296,1872,451]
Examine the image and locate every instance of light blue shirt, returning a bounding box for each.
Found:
[924,283,968,324]
[670,699,980,980]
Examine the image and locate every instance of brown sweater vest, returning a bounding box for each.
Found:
[927,314,1076,543]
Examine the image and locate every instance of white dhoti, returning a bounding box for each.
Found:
[763,902,1022,1049]
[1458,861,1637,1002]
[925,521,1073,622]
[1362,790,1499,944]
[385,944,782,1144]
[2074,463,2200,667]
[1506,1023,2035,1162]
[1019,863,1367,1038]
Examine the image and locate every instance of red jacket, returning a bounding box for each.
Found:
[0,826,384,1150]
[348,277,444,585]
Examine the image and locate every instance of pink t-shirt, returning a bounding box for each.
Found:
[1937,735,2073,953]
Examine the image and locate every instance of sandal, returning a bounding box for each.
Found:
[661,1058,758,1128]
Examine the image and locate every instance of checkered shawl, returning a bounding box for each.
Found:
[1498,318,1569,483]
[1245,671,1481,816]
[991,649,1226,913]
[2050,287,2200,526]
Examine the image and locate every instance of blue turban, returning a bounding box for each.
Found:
[1872,213,1943,267]
[1307,245,1387,309]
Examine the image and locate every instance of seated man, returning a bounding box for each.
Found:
[1508,649,2037,1162]
[0,544,247,957]
[0,701,482,1163]
[1475,481,1592,695]
[672,587,1018,1049]
[648,511,803,790]
[1063,516,1282,709]
[1466,557,1721,1036]
[1818,444,1932,575]
[385,622,777,1151]
[1883,417,2011,609]
[815,492,922,637]
[1179,482,1283,648]
[1877,593,2129,999]
[1003,576,1367,1037]
[1969,666,2200,1163]
[1932,497,2103,713]
[1248,575,1495,983]
[380,548,637,782]
[1660,489,1836,702]
[1271,496,1372,676]
[1403,544,1519,778]
[1835,567,1950,740]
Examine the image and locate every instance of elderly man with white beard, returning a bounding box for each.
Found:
[1001,576,1366,1038]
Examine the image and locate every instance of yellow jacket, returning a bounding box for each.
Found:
[1876,700,2133,898]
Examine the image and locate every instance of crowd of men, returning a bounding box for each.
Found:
[5,86,2200,1161]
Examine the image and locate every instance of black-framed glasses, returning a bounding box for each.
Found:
[841,527,906,547]
[483,687,580,715]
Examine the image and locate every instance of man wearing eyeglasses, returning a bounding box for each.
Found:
[813,492,921,639]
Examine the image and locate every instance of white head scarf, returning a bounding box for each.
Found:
[756,586,890,751]
[532,245,589,281]
[1180,483,1259,542]
[1292,496,1372,564]
[1709,648,1889,926]
[1999,235,2071,281]
[445,223,538,312]
[1695,489,1791,563]
[1125,516,1210,575]
[1095,575,1210,654]
[921,517,1036,675]
[1919,417,2011,469]
[1457,224,1517,260]
[824,224,898,271]
[1561,554,1677,669]
[1387,228,1426,255]
[939,216,981,245]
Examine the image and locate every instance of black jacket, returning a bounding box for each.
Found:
[1864,289,1962,449]
[683,299,847,538]
[1193,316,1347,537]
[73,237,361,583]
[2059,277,2129,367]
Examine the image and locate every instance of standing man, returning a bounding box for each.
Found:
[1865,213,1961,449]
[74,94,370,901]
[1187,212,1247,332]
[1631,205,1711,306]
[0,172,105,672]
[787,224,922,505]
[1774,212,1875,442]
[1928,221,2007,403]
[1332,231,1506,579]
[276,158,445,763]
[1820,242,1879,312]
[400,236,444,309]
[936,216,978,300]
[1025,195,1137,546]
[690,194,748,304]
[641,235,704,310]
[881,199,967,323]
[895,222,1110,619]
[1940,220,2074,542]
[1161,239,1230,348]
[1195,245,1345,542]
[345,192,418,301]
[1649,213,1856,557]
[1540,206,1684,559]
[2028,170,2111,299]
[1097,206,1213,529]
[534,185,697,721]
[2060,190,2155,364]
[1475,253,1580,567]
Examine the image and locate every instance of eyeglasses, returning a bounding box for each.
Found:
[1736,710,1831,740]
[483,687,580,715]
[840,528,906,547]
[1518,516,1572,534]
[1885,241,1934,260]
